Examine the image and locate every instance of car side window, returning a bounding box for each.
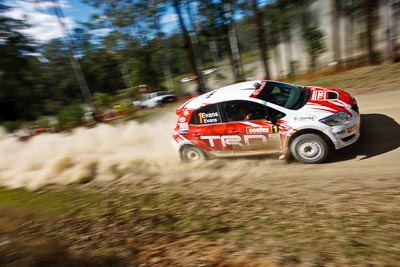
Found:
[249,103,269,120]
[190,104,222,125]
[221,101,285,122]
[249,102,286,121]
[247,103,286,120]
[221,101,254,122]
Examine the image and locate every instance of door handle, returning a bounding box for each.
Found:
[228,130,239,134]
[192,133,201,137]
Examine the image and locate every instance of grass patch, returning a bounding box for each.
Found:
[293,62,400,94]
[0,187,99,217]
[1,185,400,266]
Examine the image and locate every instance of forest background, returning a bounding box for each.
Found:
[0,0,399,131]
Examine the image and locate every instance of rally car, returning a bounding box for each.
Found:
[172,80,360,163]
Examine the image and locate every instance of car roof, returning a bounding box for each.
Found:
[183,80,262,109]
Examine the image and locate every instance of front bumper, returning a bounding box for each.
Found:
[323,111,361,150]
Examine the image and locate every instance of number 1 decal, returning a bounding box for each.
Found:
[272,125,279,133]
[198,113,203,124]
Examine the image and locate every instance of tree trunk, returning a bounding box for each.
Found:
[152,5,175,92]
[384,0,395,63]
[208,40,220,66]
[348,0,356,66]
[228,23,244,82]
[225,3,244,82]
[172,0,206,94]
[278,0,294,79]
[120,62,133,89]
[273,41,284,79]
[51,1,95,111]
[284,31,294,78]
[331,0,341,66]
[250,0,270,79]
[365,0,376,64]
[186,1,207,93]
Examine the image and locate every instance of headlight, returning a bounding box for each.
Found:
[320,112,351,126]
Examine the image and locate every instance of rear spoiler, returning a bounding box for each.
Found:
[175,97,196,115]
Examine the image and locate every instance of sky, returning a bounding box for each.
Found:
[4,0,179,43]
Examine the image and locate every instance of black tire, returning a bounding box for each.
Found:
[181,146,207,163]
[290,133,329,164]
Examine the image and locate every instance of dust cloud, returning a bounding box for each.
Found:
[0,112,280,190]
[0,113,176,190]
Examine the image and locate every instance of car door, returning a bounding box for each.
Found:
[187,104,232,156]
[221,100,283,155]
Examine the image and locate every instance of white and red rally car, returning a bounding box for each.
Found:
[172,80,360,163]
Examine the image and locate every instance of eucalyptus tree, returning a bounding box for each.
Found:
[81,46,126,95]
[197,0,229,66]
[83,0,167,91]
[224,0,244,81]
[298,0,325,71]
[147,0,174,91]
[383,0,396,63]
[384,0,400,63]
[0,2,47,120]
[51,0,96,112]
[331,0,342,66]
[365,0,380,64]
[248,0,270,79]
[340,0,358,65]
[263,3,285,78]
[330,0,378,66]
[41,39,80,104]
[341,0,380,65]
[172,0,207,94]
[277,0,298,78]
[198,0,244,82]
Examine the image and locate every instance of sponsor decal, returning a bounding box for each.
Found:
[201,135,268,147]
[251,81,267,97]
[178,123,189,134]
[178,116,186,122]
[246,126,270,134]
[198,112,219,124]
[347,124,357,134]
[294,116,317,122]
[312,90,327,101]
[183,110,189,116]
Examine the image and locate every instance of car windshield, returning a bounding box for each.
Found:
[254,81,309,110]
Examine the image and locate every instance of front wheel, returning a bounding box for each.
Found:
[290,133,329,164]
[181,146,207,163]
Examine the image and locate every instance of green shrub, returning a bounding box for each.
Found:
[57,103,83,128]
[1,121,21,133]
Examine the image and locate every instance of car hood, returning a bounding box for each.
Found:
[306,86,352,102]
[301,86,354,114]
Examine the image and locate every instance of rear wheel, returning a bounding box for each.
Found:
[181,146,207,163]
[290,133,329,163]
